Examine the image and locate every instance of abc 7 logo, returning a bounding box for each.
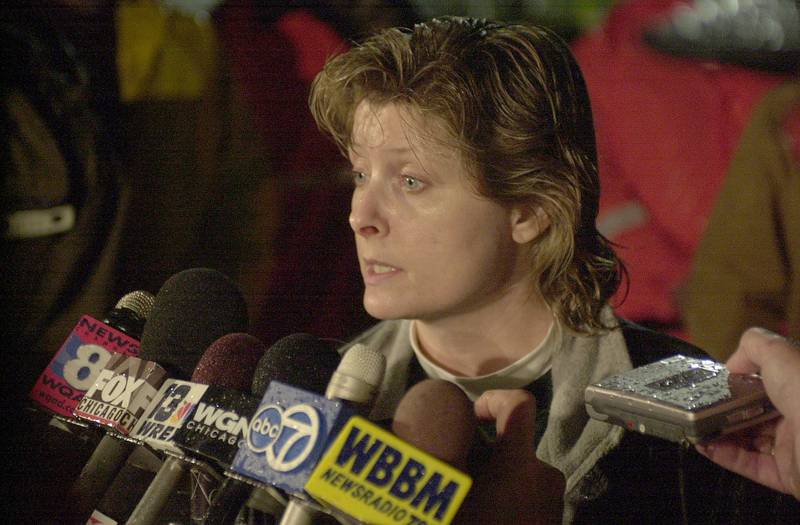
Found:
[247,404,321,472]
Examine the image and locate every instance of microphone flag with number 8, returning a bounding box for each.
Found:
[30,314,144,419]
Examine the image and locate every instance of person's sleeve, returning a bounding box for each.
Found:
[683,81,800,361]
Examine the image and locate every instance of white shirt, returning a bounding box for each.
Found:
[408,319,560,401]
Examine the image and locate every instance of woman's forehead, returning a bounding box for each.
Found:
[349,100,459,162]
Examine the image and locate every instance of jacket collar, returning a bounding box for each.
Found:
[346,307,634,519]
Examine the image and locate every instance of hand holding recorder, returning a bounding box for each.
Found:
[696,327,800,500]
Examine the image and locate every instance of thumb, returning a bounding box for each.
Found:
[474,389,537,450]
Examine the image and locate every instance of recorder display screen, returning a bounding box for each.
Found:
[645,368,718,391]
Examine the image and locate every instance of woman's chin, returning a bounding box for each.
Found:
[363,294,413,321]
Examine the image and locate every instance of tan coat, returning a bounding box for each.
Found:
[684,80,800,361]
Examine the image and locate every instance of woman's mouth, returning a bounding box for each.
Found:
[372,264,397,274]
[363,260,401,284]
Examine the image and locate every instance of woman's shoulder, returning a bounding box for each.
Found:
[339,319,408,352]
[338,319,416,422]
[350,318,404,340]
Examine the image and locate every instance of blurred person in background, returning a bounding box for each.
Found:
[1,0,269,402]
[215,0,420,347]
[1,1,268,521]
[570,0,789,342]
[683,79,799,359]
[661,0,800,359]
[2,0,130,407]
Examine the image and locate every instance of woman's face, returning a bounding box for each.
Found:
[348,101,531,321]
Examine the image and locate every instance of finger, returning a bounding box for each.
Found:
[729,327,800,375]
[726,327,772,375]
[733,418,778,444]
[728,328,800,419]
[696,440,786,494]
[752,435,775,455]
[474,389,536,446]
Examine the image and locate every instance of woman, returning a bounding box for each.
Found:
[308,17,795,524]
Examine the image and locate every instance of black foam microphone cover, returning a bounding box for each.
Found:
[140,268,249,379]
[251,333,341,398]
[204,334,342,525]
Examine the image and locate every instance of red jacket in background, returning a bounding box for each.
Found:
[217,4,372,345]
[571,0,786,330]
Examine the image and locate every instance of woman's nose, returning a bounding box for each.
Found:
[349,183,388,238]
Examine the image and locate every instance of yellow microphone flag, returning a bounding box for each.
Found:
[306,416,472,525]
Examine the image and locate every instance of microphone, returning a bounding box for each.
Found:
[89,333,265,525]
[73,354,168,436]
[304,379,475,525]
[390,379,477,471]
[125,332,264,525]
[229,343,386,525]
[137,268,250,380]
[70,268,249,522]
[28,290,155,423]
[173,333,267,524]
[325,343,386,414]
[204,333,343,525]
[251,334,344,402]
[14,291,153,523]
[67,354,170,522]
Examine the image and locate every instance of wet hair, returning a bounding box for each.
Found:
[309,16,624,334]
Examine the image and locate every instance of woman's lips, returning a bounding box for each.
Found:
[363,260,402,284]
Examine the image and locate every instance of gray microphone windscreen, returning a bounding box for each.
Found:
[325,343,385,406]
[114,290,155,321]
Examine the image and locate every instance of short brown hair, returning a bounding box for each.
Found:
[309,17,623,333]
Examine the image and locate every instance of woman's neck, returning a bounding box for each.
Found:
[414,286,554,377]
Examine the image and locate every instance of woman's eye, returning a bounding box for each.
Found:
[352,171,367,186]
[401,175,425,191]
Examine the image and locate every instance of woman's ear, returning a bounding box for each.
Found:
[510,205,550,244]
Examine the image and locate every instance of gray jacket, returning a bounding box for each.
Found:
[342,314,800,524]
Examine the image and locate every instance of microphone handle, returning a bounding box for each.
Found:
[126,456,188,525]
[69,434,136,519]
[202,476,250,525]
[92,447,160,523]
[190,464,222,524]
[246,485,286,517]
[205,477,286,524]
[279,500,317,525]
[278,380,338,525]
